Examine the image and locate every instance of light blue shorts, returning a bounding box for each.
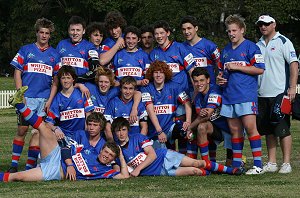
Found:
[160,150,185,176]
[175,104,185,117]
[40,145,62,181]
[152,123,175,149]
[25,97,47,117]
[220,102,258,118]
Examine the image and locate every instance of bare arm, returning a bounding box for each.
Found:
[139,121,148,136]
[100,37,125,66]
[104,122,114,142]
[113,148,130,179]
[288,61,299,101]
[130,145,157,177]
[14,69,22,89]
[226,63,264,75]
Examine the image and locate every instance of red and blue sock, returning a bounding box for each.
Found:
[0,172,10,182]
[198,141,209,161]
[15,103,42,129]
[186,140,198,159]
[204,160,236,175]
[25,146,40,170]
[249,135,262,168]
[11,139,24,168]
[231,137,244,168]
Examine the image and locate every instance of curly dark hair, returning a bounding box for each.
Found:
[86,22,106,38]
[86,112,107,131]
[104,10,127,31]
[145,60,172,82]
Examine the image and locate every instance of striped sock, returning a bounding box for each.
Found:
[208,140,217,162]
[249,135,262,168]
[25,146,40,170]
[0,172,10,182]
[11,139,24,167]
[186,141,198,159]
[15,103,42,129]
[198,141,209,161]
[231,137,244,167]
[204,160,236,174]
[199,168,211,176]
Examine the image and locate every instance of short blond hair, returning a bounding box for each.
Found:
[225,14,246,34]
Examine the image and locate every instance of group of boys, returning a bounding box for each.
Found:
[1,10,298,182]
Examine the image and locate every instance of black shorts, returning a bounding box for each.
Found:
[257,97,290,137]
[210,122,224,142]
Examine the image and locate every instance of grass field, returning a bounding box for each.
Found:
[0,77,15,90]
[0,108,299,197]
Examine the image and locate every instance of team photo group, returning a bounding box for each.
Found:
[0,10,298,182]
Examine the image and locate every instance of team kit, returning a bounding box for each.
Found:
[0,11,298,182]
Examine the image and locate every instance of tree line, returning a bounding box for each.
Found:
[1,0,299,75]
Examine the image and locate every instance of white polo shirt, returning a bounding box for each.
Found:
[257,32,298,97]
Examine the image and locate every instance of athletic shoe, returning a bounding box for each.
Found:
[232,167,244,176]
[8,86,28,106]
[7,166,18,173]
[245,166,264,175]
[263,162,278,173]
[278,163,292,174]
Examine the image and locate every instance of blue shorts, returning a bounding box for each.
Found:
[175,104,185,117]
[25,97,47,117]
[160,150,185,176]
[40,145,62,181]
[220,102,258,118]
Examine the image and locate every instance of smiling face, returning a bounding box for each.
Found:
[226,23,244,45]
[153,70,166,86]
[192,74,210,94]
[98,75,111,94]
[121,83,135,102]
[68,24,85,43]
[60,73,74,90]
[125,32,139,52]
[114,126,129,145]
[98,146,116,164]
[181,22,198,42]
[154,28,170,48]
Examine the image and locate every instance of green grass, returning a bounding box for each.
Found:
[0,108,300,197]
[0,77,15,90]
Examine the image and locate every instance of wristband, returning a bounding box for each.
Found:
[67,164,74,167]
[52,126,58,132]
[157,130,163,135]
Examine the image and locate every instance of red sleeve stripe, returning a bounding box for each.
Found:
[103,169,117,177]
[47,111,57,119]
[83,61,89,68]
[17,56,24,65]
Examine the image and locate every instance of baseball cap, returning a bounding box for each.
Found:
[256,15,275,24]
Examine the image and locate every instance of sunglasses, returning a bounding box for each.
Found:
[258,22,273,27]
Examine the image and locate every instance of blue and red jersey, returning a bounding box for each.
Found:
[183,38,221,85]
[141,81,190,138]
[220,39,265,104]
[100,35,124,54]
[56,38,96,76]
[194,84,230,133]
[61,131,119,180]
[85,82,120,113]
[10,43,60,98]
[104,96,147,134]
[45,88,94,137]
[119,133,167,176]
[149,41,194,91]
[112,48,149,82]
